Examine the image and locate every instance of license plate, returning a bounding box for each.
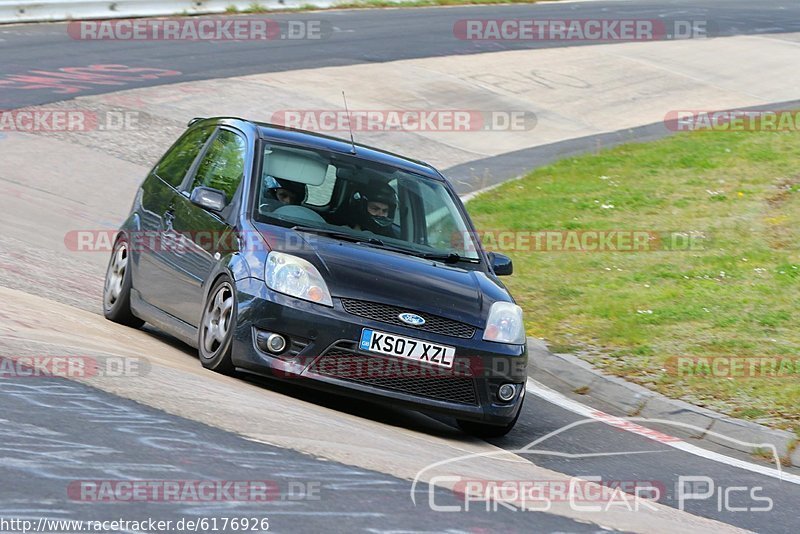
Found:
[359,329,455,369]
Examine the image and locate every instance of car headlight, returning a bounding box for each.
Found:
[483,301,526,344]
[265,251,333,307]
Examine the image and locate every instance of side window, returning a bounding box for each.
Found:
[154,126,214,188]
[190,130,247,204]
[422,183,460,250]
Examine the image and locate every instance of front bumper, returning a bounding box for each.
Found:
[231,278,528,425]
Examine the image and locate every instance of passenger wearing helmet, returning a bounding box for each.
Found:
[351,180,399,238]
[262,175,307,210]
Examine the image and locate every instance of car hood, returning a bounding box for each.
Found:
[256,224,511,327]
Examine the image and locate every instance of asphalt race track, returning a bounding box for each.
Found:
[1,1,799,532]
[2,0,800,109]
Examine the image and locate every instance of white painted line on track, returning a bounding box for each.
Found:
[525,378,800,485]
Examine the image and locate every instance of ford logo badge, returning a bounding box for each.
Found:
[398,313,426,326]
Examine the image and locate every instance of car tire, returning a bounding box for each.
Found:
[457,399,523,438]
[103,237,145,328]
[198,276,237,375]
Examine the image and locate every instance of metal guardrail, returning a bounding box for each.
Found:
[0,0,338,24]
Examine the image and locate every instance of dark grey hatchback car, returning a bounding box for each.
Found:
[104,117,528,437]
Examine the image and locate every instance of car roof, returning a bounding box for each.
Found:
[201,117,445,181]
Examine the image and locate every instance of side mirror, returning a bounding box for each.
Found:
[489,252,513,276]
[190,186,227,212]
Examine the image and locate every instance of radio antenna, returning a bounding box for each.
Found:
[342,90,357,154]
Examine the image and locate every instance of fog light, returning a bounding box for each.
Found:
[498,383,517,402]
[266,333,287,353]
[257,331,288,354]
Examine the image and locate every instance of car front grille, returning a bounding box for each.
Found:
[340,298,476,339]
[310,342,478,405]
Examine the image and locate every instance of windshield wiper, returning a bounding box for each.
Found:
[292,226,385,246]
[417,252,481,264]
[292,226,478,264]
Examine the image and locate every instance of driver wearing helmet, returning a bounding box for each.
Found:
[351,179,399,238]
[262,175,307,208]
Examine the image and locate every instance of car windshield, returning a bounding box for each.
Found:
[252,143,480,261]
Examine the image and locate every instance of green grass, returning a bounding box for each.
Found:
[468,128,800,434]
